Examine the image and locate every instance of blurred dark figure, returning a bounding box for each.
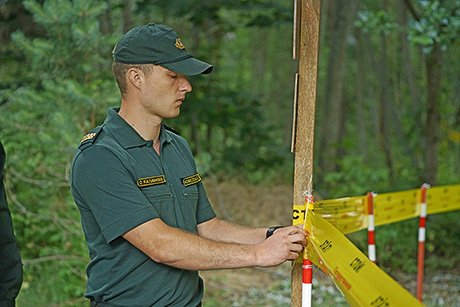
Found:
[0,140,23,307]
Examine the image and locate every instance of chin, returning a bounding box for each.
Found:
[165,111,181,119]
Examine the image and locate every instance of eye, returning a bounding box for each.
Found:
[170,74,178,79]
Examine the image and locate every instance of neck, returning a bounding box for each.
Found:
[118,100,162,143]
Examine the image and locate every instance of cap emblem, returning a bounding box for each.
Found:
[175,38,185,50]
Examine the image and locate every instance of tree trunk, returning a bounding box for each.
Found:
[363,30,395,184]
[190,112,202,154]
[252,28,268,95]
[396,0,420,112]
[355,27,368,161]
[122,0,134,33]
[378,35,394,183]
[379,1,396,183]
[318,0,357,174]
[424,44,442,185]
[456,104,460,127]
[99,9,114,35]
[387,8,421,172]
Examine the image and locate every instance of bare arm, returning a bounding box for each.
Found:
[122,218,306,271]
[197,217,267,244]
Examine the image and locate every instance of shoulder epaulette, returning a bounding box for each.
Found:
[78,126,103,150]
[164,125,180,136]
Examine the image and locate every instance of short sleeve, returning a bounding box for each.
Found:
[196,181,216,224]
[71,145,159,243]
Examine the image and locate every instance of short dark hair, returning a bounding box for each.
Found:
[112,62,155,97]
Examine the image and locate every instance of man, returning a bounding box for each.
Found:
[71,23,306,307]
[0,140,23,307]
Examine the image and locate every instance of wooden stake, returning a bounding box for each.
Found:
[291,1,321,306]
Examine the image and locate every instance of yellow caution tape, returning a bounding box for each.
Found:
[427,185,460,214]
[304,209,425,307]
[291,184,459,305]
[298,184,460,234]
[293,203,308,227]
[312,196,366,234]
[373,189,420,226]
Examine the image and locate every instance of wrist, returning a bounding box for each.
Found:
[265,226,284,239]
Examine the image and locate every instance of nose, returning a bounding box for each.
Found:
[179,76,192,93]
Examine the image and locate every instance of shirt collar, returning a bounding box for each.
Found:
[104,107,172,149]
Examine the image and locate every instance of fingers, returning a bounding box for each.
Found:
[284,227,308,246]
[287,230,308,260]
[269,226,308,250]
[259,225,309,266]
[290,241,304,254]
[286,242,305,261]
[276,225,307,237]
[288,251,302,261]
[281,232,307,261]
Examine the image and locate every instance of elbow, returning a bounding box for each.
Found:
[145,244,182,267]
[142,244,171,264]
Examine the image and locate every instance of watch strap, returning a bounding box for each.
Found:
[266,226,284,239]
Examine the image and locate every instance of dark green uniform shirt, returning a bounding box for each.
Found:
[70,108,216,306]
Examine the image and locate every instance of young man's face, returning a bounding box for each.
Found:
[140,65,192,119]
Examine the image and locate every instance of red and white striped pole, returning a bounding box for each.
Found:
[367,192,376,263]
[417,183,429,302]
[302,256,313,307]
[302,194,314,307]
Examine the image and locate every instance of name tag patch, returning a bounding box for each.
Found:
[181,174,201,187]
[137,175,166,188]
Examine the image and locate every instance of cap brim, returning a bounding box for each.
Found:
[161,57,213,76]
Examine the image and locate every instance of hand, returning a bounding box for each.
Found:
[255,225,307,267]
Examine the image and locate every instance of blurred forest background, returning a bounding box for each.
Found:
[0,0,459,306]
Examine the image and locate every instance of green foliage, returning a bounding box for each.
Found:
[322,155,390,197]
[19,261,87,306]
[370,212,460,274]
[375,219,420,272]
[424,211,460,270]
[355,9,397,35]
[0,0,459,305]
[355,0,460,54]
[407,0,460,53]
[0,0,119,304]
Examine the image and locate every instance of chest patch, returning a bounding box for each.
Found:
[137,175,166,188]
[181,174,201,187]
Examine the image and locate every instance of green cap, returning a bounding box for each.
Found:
[113,24,213,76]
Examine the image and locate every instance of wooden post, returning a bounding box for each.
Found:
[291,1,321,306]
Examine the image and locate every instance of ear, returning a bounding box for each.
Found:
[127,68,144,91]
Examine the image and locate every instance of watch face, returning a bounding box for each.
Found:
[266,227,277,238]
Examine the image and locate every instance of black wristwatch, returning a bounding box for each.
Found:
[266,226,284,239]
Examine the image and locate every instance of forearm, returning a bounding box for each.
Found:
[197,218,267,244]
[123,218,259,271]
[123,218,306,271]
